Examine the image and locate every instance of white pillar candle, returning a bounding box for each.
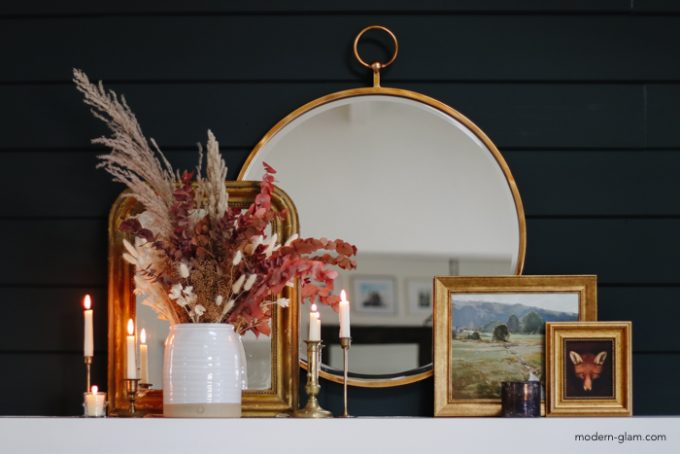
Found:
[84,385,106,417]
[139,328,149,384]
[83,295,94,357]
[309,304,321,341]
[338,289,351,338]
[126,319,137,379]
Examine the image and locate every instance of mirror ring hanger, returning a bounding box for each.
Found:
[353,25,399,87]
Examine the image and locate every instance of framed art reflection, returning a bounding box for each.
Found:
[434,275,597,416]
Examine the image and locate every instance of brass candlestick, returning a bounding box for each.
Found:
[294,340,332,418]
[123,378,141,417]
[84,356,93,391]
[339,337,352,417]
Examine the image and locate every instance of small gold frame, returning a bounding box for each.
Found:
[107,182,299,416]
[434,275,597,416]
[546,322,632,417]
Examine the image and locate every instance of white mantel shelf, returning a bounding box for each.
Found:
[1,417,678,454]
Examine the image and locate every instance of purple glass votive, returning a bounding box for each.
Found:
[501,381,541,417]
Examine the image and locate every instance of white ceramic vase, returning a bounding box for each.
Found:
[163,323,244,417]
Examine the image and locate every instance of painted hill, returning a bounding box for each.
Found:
[452,299,577,331]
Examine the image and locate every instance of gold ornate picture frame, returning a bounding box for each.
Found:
[107,182,299,416]
[546,322,632,417]
[434,275,597,417]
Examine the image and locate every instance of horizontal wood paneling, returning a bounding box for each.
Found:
[646,85,680,147]
[0,150,250,218]
[598,287,680,352]
[3,219,680,286]
[0,83,644,149]
[2,150,680,218]
[0,220,106,286]
[0,353,106,416]
[1,16,680,82]
[0,288,107,353]
[632,353,680,415]
[0,1,636,16]
[506,150,680,216]
[526,219,680,284]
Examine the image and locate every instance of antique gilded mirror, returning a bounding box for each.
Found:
[107,182,299,416]
[238,26,526,387]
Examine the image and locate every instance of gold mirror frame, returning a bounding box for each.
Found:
[237,87,527,388]
[107,182,299,416]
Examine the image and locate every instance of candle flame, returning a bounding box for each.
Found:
[340,289,348,302]
[91,385,98,394]
[140,328,147,344]
[311,303,318,312]
[127,319,135,336]
[83,294,92,310]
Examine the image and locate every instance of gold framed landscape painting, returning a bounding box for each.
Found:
[433,275,597,417]
[545,322,632,417]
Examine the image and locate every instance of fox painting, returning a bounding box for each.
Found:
[569,351,607,391]
[564,341,614,398]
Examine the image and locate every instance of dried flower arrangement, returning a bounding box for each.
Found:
[73,69,357,336]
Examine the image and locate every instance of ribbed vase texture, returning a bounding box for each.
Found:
[163,323,243,417]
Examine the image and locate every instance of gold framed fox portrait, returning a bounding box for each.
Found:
[546,322,632,417]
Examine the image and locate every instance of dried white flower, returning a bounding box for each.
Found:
[193,304,206,317]
[244,273,258,291]
[232,250,243,266]
[232,274,246,293]
[215,295,224,306]
[221,299,235,318]
[178,262,190,279]
[276,297,290,308]
[168,284,183,300]
[264,233,279,257]
[284,233,299,246]
[182,285,194,297]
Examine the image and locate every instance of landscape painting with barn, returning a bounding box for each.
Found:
[451,292,579,399]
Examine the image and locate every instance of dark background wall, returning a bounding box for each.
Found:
[1,1,679,416]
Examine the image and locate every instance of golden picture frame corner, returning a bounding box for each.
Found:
[433,275,598,417]
[545,321,633,417]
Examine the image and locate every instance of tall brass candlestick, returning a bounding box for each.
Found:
[339,337,352,417]
[84,356,93,392]
[294,340,332,418]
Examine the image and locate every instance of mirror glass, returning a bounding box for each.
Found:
[240,94,524,381]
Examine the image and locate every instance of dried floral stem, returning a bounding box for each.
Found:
[75,69,357,335]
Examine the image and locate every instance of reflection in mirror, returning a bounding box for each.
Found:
[240,93,525,385]
[136,301,272,390]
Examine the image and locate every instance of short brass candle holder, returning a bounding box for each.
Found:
[294,340,332,418]
[84,356,93,391]
[122,378,144,417]
[339,336,352,417]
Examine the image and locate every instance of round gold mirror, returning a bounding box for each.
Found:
[238,26,526,387]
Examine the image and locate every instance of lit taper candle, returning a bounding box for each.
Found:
[309,304,321,341]
[126,319,137,379]
[83,294,94,357]
[338,289,351,338]
[139,328,149,384]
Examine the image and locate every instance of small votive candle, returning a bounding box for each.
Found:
[501,381,541,417]
[83,385,107,417]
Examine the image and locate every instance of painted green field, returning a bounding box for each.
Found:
[451,333,543,399]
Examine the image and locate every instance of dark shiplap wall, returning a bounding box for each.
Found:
[1,1,679,416]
